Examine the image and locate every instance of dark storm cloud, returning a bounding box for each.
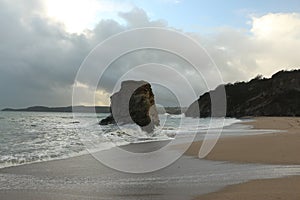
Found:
[0,2,176,108]
[1,1,299,108]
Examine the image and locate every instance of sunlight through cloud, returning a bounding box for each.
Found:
[45,0,132,33]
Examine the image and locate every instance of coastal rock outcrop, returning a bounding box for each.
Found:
[185,69,300,118]
[99,80,160,132]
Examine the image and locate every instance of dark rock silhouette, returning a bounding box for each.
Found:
[98,115,115,125]
[100,80,160,132]
[1,106,110,113]
[185,69,300,118]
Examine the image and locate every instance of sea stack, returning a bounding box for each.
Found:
[99,80,160,133]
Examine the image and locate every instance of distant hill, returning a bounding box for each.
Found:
[2,106,111,113]
[2,105,186,114]
[185,69,300,118]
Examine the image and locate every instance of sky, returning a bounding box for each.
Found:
[0,0,300,108]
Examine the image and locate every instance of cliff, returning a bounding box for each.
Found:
[185,69,300,118]
[100,80,160,132]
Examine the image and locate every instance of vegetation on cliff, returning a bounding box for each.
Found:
[185,69,300,118]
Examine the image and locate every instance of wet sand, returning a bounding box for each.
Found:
[5,148,297,200]
[0,117,299,200]
[194,117,300,200]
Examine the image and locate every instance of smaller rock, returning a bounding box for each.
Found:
[99,115,115,125]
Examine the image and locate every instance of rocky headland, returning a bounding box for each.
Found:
[185,69,300,118]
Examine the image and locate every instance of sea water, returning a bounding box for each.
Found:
[0,111,251,169]
[1,111,300,199]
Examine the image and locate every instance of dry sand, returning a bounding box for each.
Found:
[196,176,300,200]
[193,117,300,200]
[185,117,300,165]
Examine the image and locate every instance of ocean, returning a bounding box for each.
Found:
[1,111,300,200]
[0,111,242,169]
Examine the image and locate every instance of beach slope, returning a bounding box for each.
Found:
[185,117,300,165]
[194,117,300,200]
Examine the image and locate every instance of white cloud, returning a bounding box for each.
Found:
[44,0,133,33]
[95,89,111,106]
[251,13,300,39]
[202,13,300,82]
[0,1,299,108]
[248,13,300,75]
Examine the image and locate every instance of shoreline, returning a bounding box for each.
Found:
[0,117,240,170]
[0,117,299,200]
[194,117,300,200]
[185,117,300,165]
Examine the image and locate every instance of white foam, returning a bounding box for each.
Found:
[0,112,242,169]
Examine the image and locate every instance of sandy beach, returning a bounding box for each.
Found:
[0,117,299,200]
[4,145,295,200]
[196,176,300,200]
[185,117,300,165]
[193,117,300,200]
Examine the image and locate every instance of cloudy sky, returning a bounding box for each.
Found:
[0,0,300,109]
